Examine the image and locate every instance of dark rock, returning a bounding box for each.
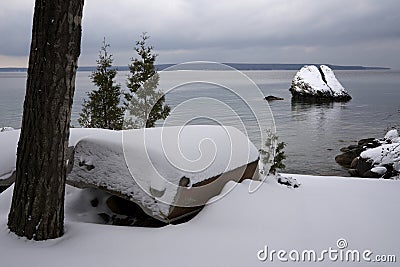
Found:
[98,213,110,223]
[335,151,358,168]
[363,170,381,179]
[265,95,284,101]
[106,195,139,216]
[356,158,374,177]
[358,138,379,148]
[105,195,167,227]
[382,165,394,179]
[277,176,300,188]
[348,169,359,176]
[90,198,99,207]
[179,176,191,187]
[350,157,359,169]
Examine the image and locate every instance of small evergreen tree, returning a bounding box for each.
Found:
[259,130,287,175]
[125,33,170,128]
[78,38,124,130]
[269,141,287,175]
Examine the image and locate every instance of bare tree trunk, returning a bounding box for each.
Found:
[8,0,84,241]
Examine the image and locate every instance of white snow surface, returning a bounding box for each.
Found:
[0,130,19,181]
[319,65,347,95]
[384,129,399,142]
[69,126,259,218]
[0,127,14,132]
[1,174,399,266]
[291,65,349,97]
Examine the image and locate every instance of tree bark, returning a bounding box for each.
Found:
[8,0,84,240]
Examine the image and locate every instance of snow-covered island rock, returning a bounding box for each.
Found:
[290,65,352,101]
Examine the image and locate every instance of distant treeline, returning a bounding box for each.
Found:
[0,63,390,73]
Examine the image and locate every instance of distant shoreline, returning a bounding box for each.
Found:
[0,63,391,73]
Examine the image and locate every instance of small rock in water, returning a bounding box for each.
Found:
[264,95,284,101]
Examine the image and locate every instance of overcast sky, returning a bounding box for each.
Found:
[1,0,400,69]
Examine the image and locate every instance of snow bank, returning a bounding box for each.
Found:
[1,174,399,267]
[290,65,351,101]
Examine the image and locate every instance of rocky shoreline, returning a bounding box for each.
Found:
[336,129,400,179]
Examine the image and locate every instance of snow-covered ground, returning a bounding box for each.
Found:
[1,174,399,266]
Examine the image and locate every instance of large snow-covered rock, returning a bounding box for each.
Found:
[290,65,352,101]
[68,126,259,223]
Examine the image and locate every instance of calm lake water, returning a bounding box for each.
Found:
[1,70,399,176]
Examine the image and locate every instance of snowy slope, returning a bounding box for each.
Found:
[1,174,399,266]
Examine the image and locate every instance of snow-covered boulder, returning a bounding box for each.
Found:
[67,126,259,223]
[290,65,352,101]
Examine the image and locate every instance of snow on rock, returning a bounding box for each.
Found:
[371,166,387,175]
[360,129,400,178]
[68,126,259,221]
[290,65,351,101]
[384,129,399,142]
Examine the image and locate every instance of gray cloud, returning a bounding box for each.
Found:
[1,0,400,68]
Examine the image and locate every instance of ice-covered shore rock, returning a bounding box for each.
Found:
[290,65,352,101]
[337,129,400,179]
